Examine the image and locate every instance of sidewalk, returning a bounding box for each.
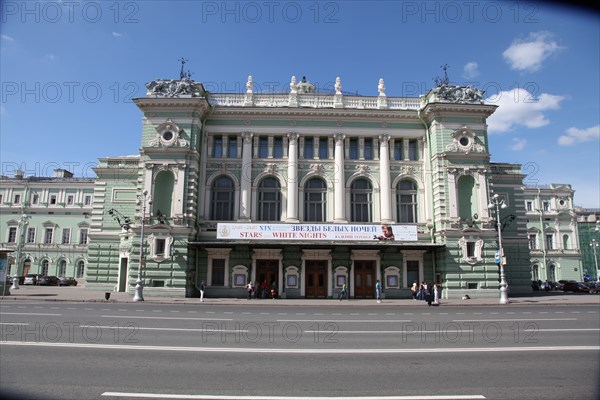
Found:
[1,284,599,307]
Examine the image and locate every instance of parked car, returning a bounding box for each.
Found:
[58,276,77,286]
[38,275,59,286]
[23,274,43,285]
[583,281,600,294]
[562,281,590,293]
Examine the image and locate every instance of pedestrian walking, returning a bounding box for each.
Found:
[375,279,382,303]
[433,283,440,304]
[200,280,206,302]
[247,281,253,300]
[339,282,348,300]
[411,281,418,300]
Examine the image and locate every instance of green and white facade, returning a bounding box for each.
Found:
[1,74,590,298]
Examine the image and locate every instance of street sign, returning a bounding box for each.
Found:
[495,250,501,263]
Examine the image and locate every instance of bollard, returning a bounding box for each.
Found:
[105,292,111,301]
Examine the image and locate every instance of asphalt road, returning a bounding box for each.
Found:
[1,301,599,400]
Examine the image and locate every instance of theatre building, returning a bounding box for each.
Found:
[84,73,535,299]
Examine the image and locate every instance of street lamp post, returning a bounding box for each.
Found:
[133,190,151,302]
[591,239,599,283]
[488,194,509,305]
[11,214,30,290]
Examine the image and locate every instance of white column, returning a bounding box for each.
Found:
[240,132,253,220]
[334,133,346,222]
[447,169,458,219]
[379,134,392,223]
[286,133,299,222]
[477,169,488,219]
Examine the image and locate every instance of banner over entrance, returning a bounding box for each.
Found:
[216,223,418,241]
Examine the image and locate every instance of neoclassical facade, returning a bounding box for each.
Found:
[2,73,589,298]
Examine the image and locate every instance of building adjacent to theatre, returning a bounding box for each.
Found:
[1,73,590,298]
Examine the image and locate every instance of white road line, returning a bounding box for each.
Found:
[0,312,62,316]
[101,392,487,399]
[101,315,233,321]
[453,318,577,322]
[2,341,598,354]
[277,319,412,323]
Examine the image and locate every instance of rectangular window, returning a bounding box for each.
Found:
[213,136,223,158]
[466,242,475,258]
[393,141,404,160]
[79,228,89,245]
[44,228,53,244]
[408,140,418,160]
[364,138,373,160]
[543,201,550,211]
[14,194,21,204]
[27,227,36,243]
[8,227,17,243]
[84,195,92,206]
[318,137,328,159]
[528,234,537,250]
[50,195,57,205]
[258,137,268,158]
[273,137,283,158]
[545,234,554,250]
[304,137,314,159]
[526,201,533,211]
[67,195,74,205]
[212,259,225,286]
[349,138,359,160]
[227,136,237,158]
[0,194,3,204]
[62,228,71,244]
[32,194,39,204]
[155,238,165,255]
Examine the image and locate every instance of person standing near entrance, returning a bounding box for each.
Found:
[200,280,206,302]
[375,279,382,303]
[339,282,348,300]
[246,281,253,300]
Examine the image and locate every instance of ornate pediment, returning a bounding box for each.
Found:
[446,125,485,154]
[145,78,203,98]
[148,119,187,148]
[432,84,485,104]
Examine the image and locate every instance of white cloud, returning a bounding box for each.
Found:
[46,53,58,61]
[558,125,600,146]
[502,32,562,72]
[463,62,479,79]
[1,34,14,42]
[511,138,527,151]
[112,32,124,38]
[486,88,565,133]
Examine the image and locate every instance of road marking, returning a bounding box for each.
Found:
[2,341,598,354]
[277,319,412,323]
[102,392,487,399]
[101,315,233,321]
[453,318,577,322]
[0,312,61,316]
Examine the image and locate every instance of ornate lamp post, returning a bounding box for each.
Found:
[11,214,30,290]
[591,239,599,282]
[488,194,509,304]
[134,190,151,302]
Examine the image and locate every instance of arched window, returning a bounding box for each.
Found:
[548,264,556,282]
[532,264,539,281]
[257,177,281,221]
[397,180,418,223]
[304,178,327,222]
[153,170,175,218]
[59,260,67,277]
[562,234,569,250]
[457,175,476,221]
[41,260,49,275]
[350,179,372,222]
[211,176,235,221]
[77,261,85,278]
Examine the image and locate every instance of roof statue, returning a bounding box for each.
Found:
[378,78,386,96]
[290,76,298,94]
[335,77,342,95]
[246,75,254,94]
[145,58,203,97]
[431,64,485,104]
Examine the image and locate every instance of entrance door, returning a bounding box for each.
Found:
[305,260,327,298]
[354,260,375,298]
[22,260,31,276]
[256,259,279,295]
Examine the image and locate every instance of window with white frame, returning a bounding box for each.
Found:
[14,194,21,204]
[304,178,327,222]
[147,233,173,261]
[528,234,537,250]
[84,195,92,206]
[545,234,554,250]
[257,177,281,221]
[32,193,39,204]
[77,260,85,278]
[79,228,88,245]
[459,236,483,264]
[397,180,418,223]
[408,139,419,160]
[67,195,74,205]
[273,137,283,158]
[257,136,268,158]
[348,138,359,160]
[318,137,328,159]
[350,179,372,222]
[393,140,404,160]
[227,135,237,158]
[207,248,231,287]
[211,259,225,286]
[213,135,223,158]
[363,138,374,160]
[41,260,49,275]
[44,228,54,244]
[62,228,71,244]
[8,227,17,243]
[526,201,533,211]
[211,176,235,221]
[27,227,36,243]
[50,195,57,205]
[304,137,314,159]
[543,201,550,211]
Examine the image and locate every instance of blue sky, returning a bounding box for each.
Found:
[1,1,599,208]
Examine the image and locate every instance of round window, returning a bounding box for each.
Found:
[459,137,470,147]
[162,131,174,141]
[559,199,565,206]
